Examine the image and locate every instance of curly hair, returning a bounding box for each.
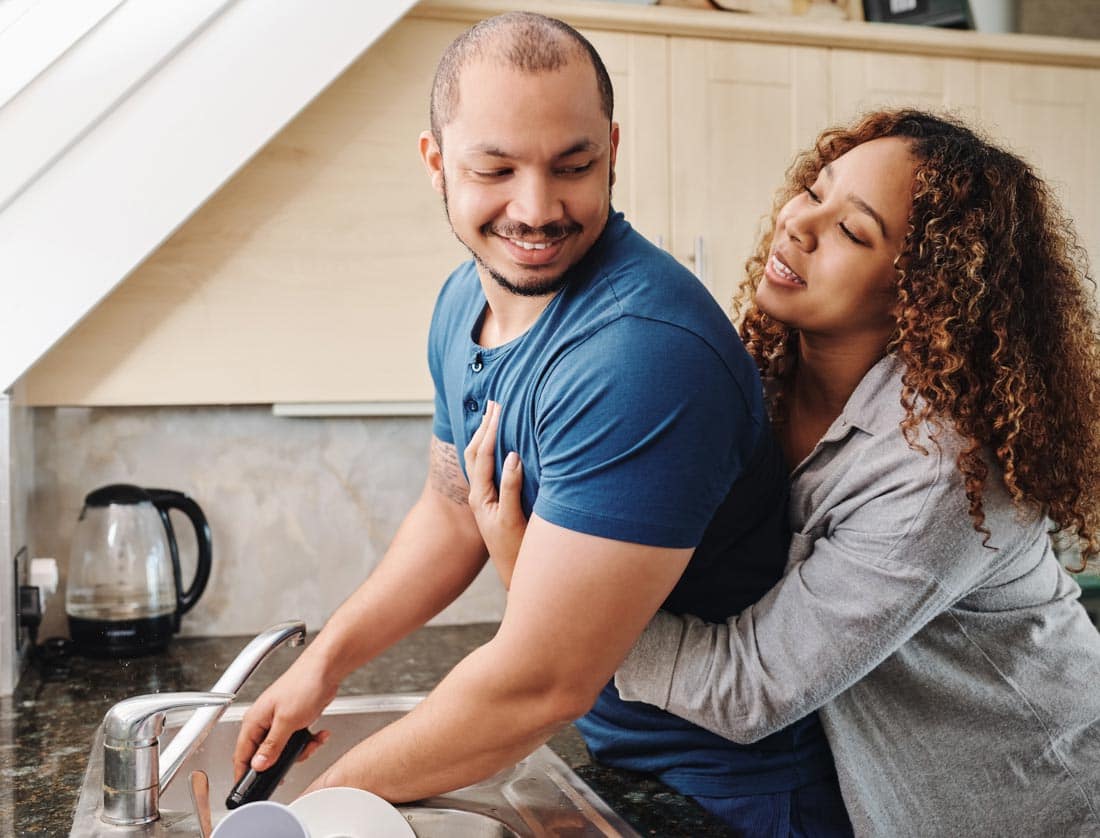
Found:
[735,108,1100,563]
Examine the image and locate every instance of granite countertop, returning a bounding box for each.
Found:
[1,624,732,837]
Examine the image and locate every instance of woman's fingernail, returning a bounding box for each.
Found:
[505,451,519,470]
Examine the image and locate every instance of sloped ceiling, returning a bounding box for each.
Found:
[0,0,419,392]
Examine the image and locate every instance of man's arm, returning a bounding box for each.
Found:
[305,513,691,801]
[233,436,489,777]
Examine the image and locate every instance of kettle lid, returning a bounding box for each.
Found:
[84,484,153,507]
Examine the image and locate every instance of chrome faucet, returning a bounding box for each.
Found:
[100,620,307,826]
[101,691,234,825]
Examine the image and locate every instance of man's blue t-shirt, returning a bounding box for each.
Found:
[428,211,835,797]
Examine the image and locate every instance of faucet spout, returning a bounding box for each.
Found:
[157,620,307,792]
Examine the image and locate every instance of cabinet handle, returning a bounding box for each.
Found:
[693,235,708,290]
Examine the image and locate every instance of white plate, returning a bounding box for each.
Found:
[288,787,415,838]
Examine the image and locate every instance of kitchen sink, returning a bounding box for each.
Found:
[70,694,639,837]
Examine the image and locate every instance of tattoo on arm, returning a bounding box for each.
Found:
[430,437,470,506]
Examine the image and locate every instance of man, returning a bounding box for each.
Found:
[234,13,847,832]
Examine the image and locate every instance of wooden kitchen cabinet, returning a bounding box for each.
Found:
[831,52,1100,279]
[829,49,980,123]
[671,41,979,311]
[977,61,1100,265]
[670,35,1099,314]
[668,37,829,312]
[587,29,670,249]
[22,0,1100,407]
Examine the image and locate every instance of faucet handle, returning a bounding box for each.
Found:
[103,691,235,746]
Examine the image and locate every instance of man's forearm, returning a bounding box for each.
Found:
[306,516,694,801]
[308,637,586,801]
[303,488,489,685]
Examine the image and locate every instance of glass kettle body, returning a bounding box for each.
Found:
[66,484,212,657]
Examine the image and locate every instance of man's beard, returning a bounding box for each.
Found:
[441,176,584,298]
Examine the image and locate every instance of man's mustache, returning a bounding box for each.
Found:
[484,221,582,240]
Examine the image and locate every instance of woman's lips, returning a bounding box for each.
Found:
[765,253,806,287]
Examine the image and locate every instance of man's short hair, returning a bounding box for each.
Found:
[429,12,614,147]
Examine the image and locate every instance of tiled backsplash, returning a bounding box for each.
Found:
[29,406,505,642]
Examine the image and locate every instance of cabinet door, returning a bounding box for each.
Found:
[584,30,669,248]
[978,62,1100,275]
[832,51,1100,284]
[669,38,829,313]
[830,49,979,125]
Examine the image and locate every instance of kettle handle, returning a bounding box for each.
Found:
[147,489,213,618]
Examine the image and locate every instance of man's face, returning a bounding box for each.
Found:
[421,56,618,297]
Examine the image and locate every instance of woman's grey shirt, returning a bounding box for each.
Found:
[615,354,1100,837]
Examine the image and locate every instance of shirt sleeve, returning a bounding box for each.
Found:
[614,429,1008,743]
[531,316,759,549]
[427,274,456,445]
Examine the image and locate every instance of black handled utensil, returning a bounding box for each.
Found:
[226,727,314,809]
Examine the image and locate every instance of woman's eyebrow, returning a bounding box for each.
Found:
[821,164,888,238]
[849,194,888,239]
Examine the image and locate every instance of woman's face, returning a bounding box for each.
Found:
[757,137,916,343]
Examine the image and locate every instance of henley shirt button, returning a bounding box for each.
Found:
[471,353,484,373]
[464,399,479,413]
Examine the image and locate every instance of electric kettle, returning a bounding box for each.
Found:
[66,484,213,657]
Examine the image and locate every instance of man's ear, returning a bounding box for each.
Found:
[609,121,620,188]
[419,130,445,194]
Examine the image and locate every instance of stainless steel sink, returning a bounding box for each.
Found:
[71,694,639,837]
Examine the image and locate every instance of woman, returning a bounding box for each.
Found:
[465,109,1100,837]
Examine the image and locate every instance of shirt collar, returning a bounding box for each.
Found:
[765,352,904,439]
[833,353,906,437]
